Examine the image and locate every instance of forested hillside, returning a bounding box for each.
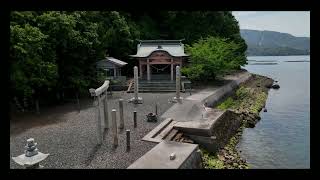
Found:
[240,29,310,56]
[10,11,246,110]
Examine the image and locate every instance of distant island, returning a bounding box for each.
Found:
[241,29,310,56]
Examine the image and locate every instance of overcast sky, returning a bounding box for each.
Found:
[232,11,310,37]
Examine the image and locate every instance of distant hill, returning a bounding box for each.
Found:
[240,29,310,56]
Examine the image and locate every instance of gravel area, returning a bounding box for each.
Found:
[10,91,191,169]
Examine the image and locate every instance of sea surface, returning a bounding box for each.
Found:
[238,55,310,169]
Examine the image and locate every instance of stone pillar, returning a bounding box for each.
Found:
[112,109,118,147]
[133,111,137,128]
[134,66,138,100]
[171,59,174,81]
[147,59,150,81]
[155,103,158,116]
[129,66,143,104]
[173,66,183,102]
[119,99,124,129]
[97,96,102,144]
[103,93,109,130]
[126,129,130,151]
[176,66,181,99]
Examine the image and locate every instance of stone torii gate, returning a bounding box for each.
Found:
[89,80,110,145]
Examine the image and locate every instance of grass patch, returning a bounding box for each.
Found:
[217,85,267,114]
[201,148,225,169]
[200,129,250,169]
[216,97,235,110]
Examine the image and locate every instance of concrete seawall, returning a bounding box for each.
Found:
[161,71,252,122]
[128,71,252,168]
[203,72,253,108]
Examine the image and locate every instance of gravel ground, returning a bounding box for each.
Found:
[10,91,191,169]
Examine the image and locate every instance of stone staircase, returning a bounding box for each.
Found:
[139,81,177,92]
[127,80,179,93]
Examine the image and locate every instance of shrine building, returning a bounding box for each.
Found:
[130,40,189,81]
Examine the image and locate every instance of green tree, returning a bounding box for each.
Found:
[10,24,58,108]
[36,11,102,97]
[181,36,247,81]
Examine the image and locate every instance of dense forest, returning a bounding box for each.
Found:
[10,11,247,111]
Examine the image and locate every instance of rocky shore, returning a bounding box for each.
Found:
[201,73,274,169]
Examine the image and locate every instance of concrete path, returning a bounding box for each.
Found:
[161,71,251,122]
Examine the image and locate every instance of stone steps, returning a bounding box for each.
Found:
[139,89,177,93]
[164,129,179,141]
[139,84,176,87]
[127,89,178,93]
[127,81,181,92]
[139,81,175,84]
[140,87,176,91]
[139,84,176,88]
[142,118,176,143]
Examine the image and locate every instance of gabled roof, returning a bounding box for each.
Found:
[130,39,189,58]
[97,57,128,67]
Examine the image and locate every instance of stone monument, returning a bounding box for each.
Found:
[173,66,183,102]
[12,138,49,169]
[129,66,143,104]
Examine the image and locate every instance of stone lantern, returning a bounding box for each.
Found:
[12,138,49,169]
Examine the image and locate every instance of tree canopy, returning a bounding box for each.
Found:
[181,36,247,81]
[9,11,246,109]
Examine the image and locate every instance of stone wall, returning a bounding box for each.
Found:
[209,110,242,151]
[183,110,242,153]
[179,148,203,169]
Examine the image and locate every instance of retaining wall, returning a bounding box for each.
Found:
[129,71,253,168]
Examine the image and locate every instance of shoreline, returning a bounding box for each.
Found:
[201,73,274,169]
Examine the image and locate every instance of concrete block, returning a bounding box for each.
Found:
[187,135,219,153]
[173,109,226,137]
[161,100,208,122]
[127,141,201,169]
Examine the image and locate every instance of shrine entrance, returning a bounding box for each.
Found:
[140,62,180,81]
[138,52,183,81]
[151,64,171,74]
[150,64,171,80]
[140,64,173,80]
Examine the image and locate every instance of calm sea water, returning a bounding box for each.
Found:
[238,55,310,169]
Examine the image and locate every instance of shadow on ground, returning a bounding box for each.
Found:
[10,97,94,136]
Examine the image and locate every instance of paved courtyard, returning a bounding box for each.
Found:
[10,91,192,169]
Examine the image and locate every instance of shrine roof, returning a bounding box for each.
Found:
[130,39,189,58]
[97,57,128,67]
